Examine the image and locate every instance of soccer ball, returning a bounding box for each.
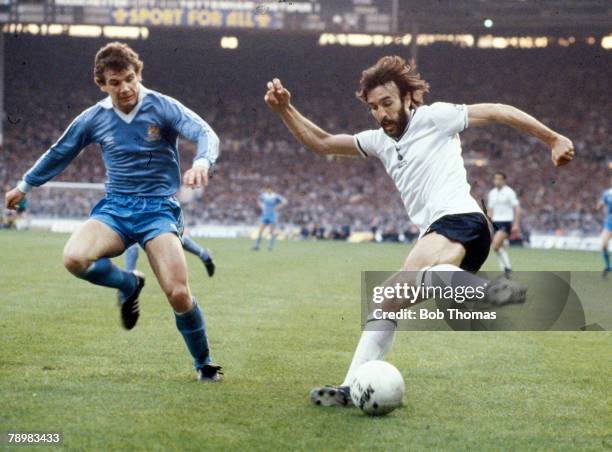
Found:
[350,360,405,416]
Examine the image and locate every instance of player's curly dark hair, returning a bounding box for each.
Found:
[356,56,430,106]
[94,42,144,85]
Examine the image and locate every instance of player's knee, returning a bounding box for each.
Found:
[402,260,424,272]
[62,248,89,275]
[166,283,190,306]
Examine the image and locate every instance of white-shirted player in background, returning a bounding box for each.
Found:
[264,56,575,407]
[487,172,520,276]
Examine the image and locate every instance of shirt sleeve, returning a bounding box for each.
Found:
[487,190,494,209]
[509,188,520,207]
[23,110,93,188]
[163,95,220,169]
[429,102,469,136]
[353,129,380,158]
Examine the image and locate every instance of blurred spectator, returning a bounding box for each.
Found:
[2,36,610,235]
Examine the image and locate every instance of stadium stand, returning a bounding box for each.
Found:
[2,33,610,236]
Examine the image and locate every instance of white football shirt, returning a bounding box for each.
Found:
[354,102,483,236]
[487,185,519,222]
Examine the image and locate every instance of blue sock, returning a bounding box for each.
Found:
[604,248,611,270]
[182,236,209,261]
[268,234,277,250]
[175,299,211,369]
[80,257,137,296]
[254,235,262,248]
[124,244,140,272]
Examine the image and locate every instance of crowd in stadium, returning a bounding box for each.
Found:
[2,36,610,237]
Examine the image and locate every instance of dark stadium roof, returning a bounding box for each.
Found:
[2,0,611,36]
[396,0,612,35]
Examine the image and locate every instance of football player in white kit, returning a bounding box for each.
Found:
[487,172,520,276]
[263,56,575,407]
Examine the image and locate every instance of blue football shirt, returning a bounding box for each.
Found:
[602,188,612,217]
[259,192,285,217]
[22,85,219,197]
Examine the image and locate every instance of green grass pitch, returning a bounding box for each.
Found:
[1,231,610,450]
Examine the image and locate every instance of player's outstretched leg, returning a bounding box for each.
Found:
[421,264,527,306]
[63,220,145,330]
[175,299,222,381]
[124,243,140,272]
[182,236,215,277]
[268,224,277,251]
[268,234,276,251]
[602,231,611,278]
[496,249,512,277]
[492,230,512,276]
[309,233,526,408]
[120,244,146,329]
[253,223,265,250]
[310,318,396,407]
[146,233,222,381]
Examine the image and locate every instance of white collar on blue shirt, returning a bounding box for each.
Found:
[100,84,151,124]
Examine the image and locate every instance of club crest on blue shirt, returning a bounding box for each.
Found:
[145,124,161,142]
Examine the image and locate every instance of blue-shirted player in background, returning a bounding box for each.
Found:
[4,42,222,381]
[598,176,612,277]
[252,186,287,251]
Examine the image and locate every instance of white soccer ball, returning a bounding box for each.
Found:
[350,360,405,416]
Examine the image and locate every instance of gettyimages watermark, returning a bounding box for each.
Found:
[361,271,611,331]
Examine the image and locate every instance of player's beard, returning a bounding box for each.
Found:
[380,102,409,139]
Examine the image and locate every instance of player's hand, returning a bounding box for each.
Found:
[511,224,520,235]
[5,187,26,210]
[182,167,209,189]
[264,78,291,113]
[550,134,574,167]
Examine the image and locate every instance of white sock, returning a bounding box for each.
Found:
[341,319,396,387]
[497,249,511,270]
[496,250,506,271]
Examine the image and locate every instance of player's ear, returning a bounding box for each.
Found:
[403,94,412,110]
[95,79,107,93]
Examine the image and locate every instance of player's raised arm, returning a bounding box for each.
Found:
[597,198,604,210]
[466,103,574,167]
[278,195,288,210]
[4,112,92,209]
[164,97,220,189]
[264,78,359,157]
[512,204,521,234]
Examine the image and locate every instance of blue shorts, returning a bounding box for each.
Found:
[90,193,184,247]
[605,216,612,232]
[261,215,277,226]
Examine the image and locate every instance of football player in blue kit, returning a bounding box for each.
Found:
[252,186,287,251]
[4,42,222,381]
[597,176,612,277]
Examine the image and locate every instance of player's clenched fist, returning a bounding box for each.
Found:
[551,134,575,167]
[264,78,291,113]
[5,187,26,210]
